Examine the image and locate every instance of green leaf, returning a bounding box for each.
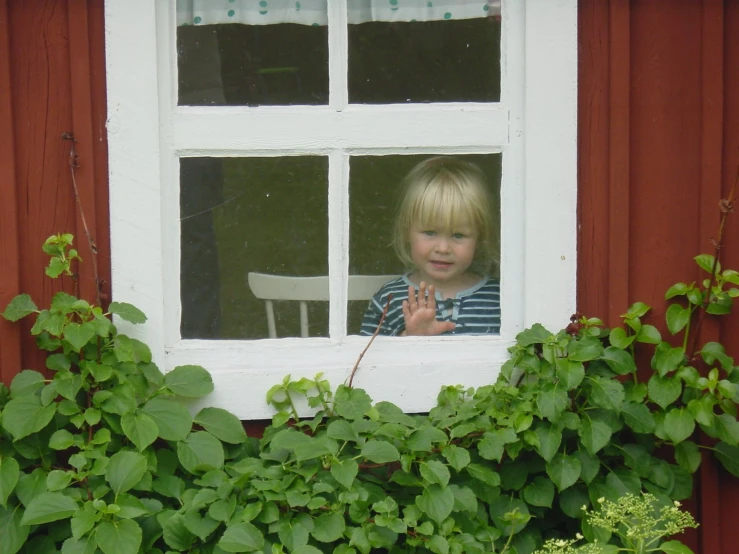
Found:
[1,396,56,441]
[177,431,225,474]
[555,359,585,389]
[714,442,739,477]
[416,485,454,524]
[537,383,569,421]
[46,470,73,492]
[621,402,656,434]
[712,413,739,444]
[406,426,447,451]
[574,448,601,484]
[636,324,661,344]
[666,304,690,335]
[608,327,634,349]
[534,423,562,462]
[115,494,149,519]
[334,386,373,420]
[194,407,247,444]
[648,374,683,409]
[121,412,159,452]
[420,460,450,488]
[312,512,346,542]
[442,445,470,471]
[106,451,147,495]
[449,484,477,513]
[108,302,147,324]
[465,463,500,486]
[20,491,78,525]
[218,521,265,552]
[652,342,686,377]
[660,540,696,554]
[96,519,142,554]
[2,294,38,322]
[0,458,20,507]
[695,254,717,274]
[361,441,400,463]
[63,322,96,351]
[331,459,358,490]
[675,441,701,473]
[9,370,45,397]
[478,433,504,462]
[293,547,324,554]
[626,302,651,318]
[587,376,624,412]
[522,476,555,508]
[61,536,98,554]
[664,408,696,444]
[567,337,604,362]
[701,342,734,370]
[515,323,553,346]
[546,453,581,491]
[184,509,220,541]
[0,505,29,554]
[141,397,192,441]
[600,346,637,375]
[579,417,612,455]
[427,535,449,554]
[164,365,214,398]
[665,282,689,299]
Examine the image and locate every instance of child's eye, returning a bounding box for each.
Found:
[452,232,466,239]
[422,230,437,236]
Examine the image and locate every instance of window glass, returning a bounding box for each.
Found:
[180,157,329,339]
[348,154,502,335]
[348,15,501,104]
[177,23,328,106]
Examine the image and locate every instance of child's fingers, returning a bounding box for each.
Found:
[441,321,456,332]
[407,285,417,311]
[426,284,437,309]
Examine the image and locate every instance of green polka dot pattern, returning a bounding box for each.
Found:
[176,1,501,27]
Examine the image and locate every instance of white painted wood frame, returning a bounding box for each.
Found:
[105,0,578,419]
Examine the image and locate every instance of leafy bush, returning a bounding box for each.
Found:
[1,235,738,554]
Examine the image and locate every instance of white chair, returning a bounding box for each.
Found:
[247,273,399,338]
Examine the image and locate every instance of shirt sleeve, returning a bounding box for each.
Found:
[360,297,384,336]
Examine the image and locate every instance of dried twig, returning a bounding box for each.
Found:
[347,296,392,388]
[62,132,102,307]
[688,164,738,357]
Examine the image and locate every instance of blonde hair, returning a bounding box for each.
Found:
[392,156,500,276]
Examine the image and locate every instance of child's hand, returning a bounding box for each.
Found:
[401,282,456,336]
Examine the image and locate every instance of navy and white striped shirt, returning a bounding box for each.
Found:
[360,275,501,336]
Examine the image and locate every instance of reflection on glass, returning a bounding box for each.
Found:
[348,4,501,104]
[180,157,328,339]
[177,23,328,106]
[348,154,502,335]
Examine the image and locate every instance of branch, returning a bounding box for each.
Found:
[348,296,392,388]
[688,163,738,357]
[62,132,102,307]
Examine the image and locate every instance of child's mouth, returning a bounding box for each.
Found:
[430,261,453,269]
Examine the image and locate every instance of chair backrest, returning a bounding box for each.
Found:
[247,272,399,338]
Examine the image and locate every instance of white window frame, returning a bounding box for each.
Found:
[105,0,577,419]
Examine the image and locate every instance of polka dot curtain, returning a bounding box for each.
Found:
[177,0,501,26]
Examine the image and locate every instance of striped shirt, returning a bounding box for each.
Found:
[360,275,501,336]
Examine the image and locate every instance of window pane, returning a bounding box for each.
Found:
[177,23,328,106]
[348,9,501,104]
[348,154,501,335]
[180,157,329,340]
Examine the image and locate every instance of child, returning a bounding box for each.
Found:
[360,156,501,336]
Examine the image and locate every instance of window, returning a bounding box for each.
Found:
[105,1,577,419]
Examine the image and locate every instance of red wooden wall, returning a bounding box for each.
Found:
[0,0,110,384]
[1,1,738,552]
[578,1,739,552]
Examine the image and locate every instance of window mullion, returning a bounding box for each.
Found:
[327,0,348,110]
[328,150,350,340]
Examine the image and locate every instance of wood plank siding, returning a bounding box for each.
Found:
[0,0,110,382]
[0,1,738,552]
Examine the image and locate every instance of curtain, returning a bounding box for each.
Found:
[177,0,501,26]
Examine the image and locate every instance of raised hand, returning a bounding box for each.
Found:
[401,282,456,336]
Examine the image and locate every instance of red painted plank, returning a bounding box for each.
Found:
[607,0,631,326]
[0,0,22,384]
[577,0,611,320]
[67,0,101,306]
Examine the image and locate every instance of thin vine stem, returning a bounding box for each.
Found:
[687,164,738,358]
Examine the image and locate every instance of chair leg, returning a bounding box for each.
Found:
[265,300,277,339]
[300,301,309,338]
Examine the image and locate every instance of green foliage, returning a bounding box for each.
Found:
[1,236,738,553]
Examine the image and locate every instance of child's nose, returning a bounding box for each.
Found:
[435,237,451,252]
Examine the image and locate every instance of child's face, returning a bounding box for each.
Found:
[409,220,478,289]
